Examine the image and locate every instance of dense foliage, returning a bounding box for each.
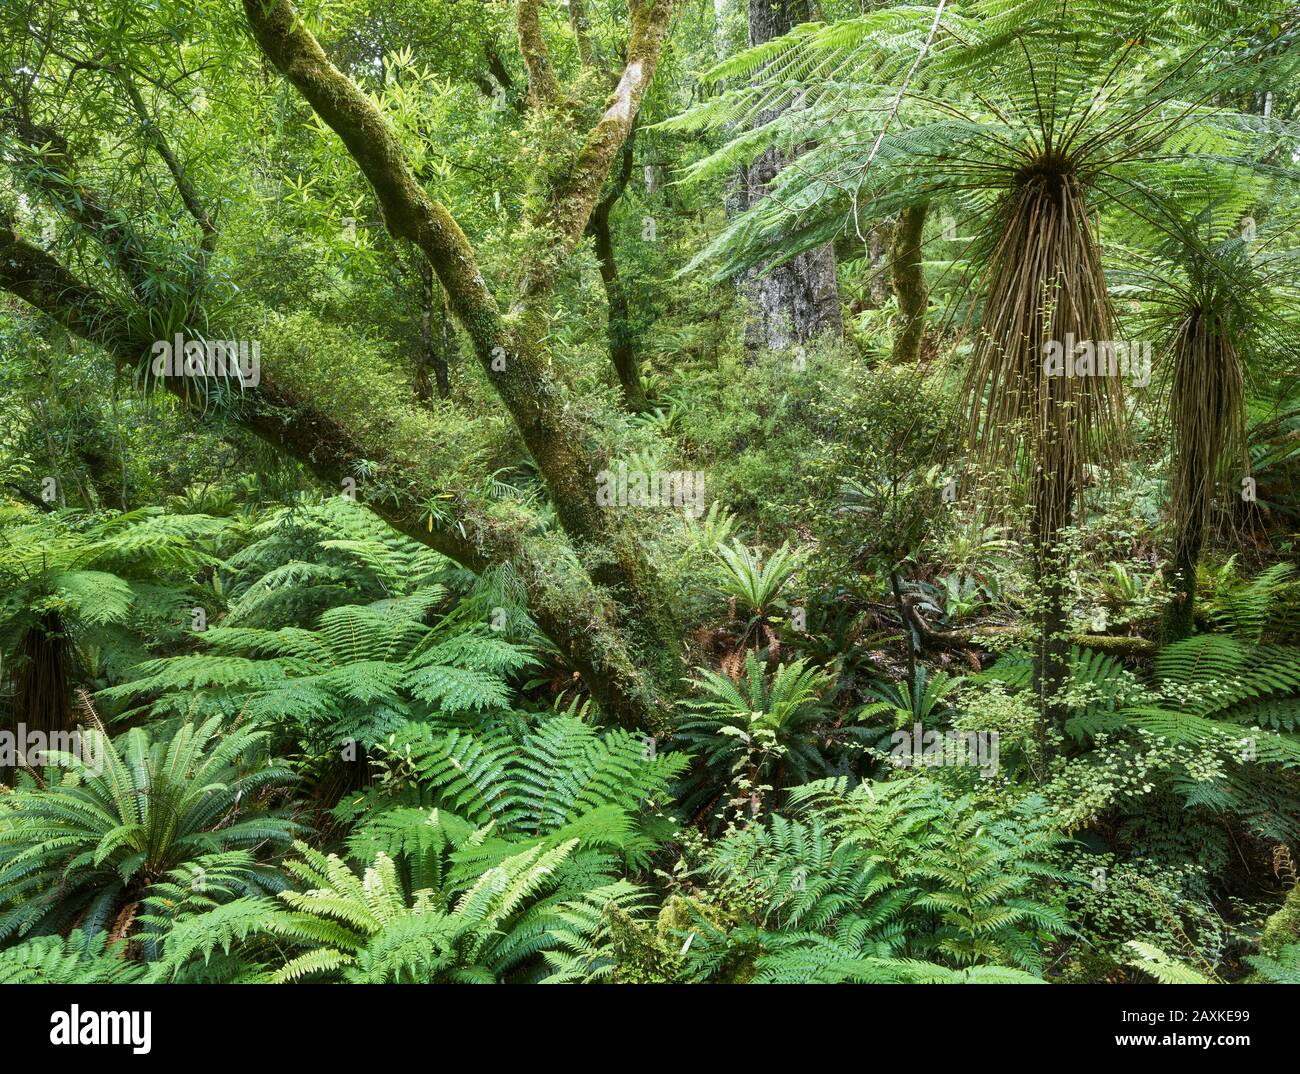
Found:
[1,0,1299,986]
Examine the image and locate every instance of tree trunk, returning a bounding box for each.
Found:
[14,611,74,743]
[867,225,890,307]
[1165,441,1207,641]
[740,0,842,358]
[1164,316,1243,643]
[1030,459,1072,738]
[416,257,451,402]
[0,216,671,734]
[591,199,647,409]
[1165,530,1201,641]
[588,126,648,410]
[890,202,928,364]
[243,0,683,728]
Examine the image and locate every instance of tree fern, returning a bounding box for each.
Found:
[0,507,227,729]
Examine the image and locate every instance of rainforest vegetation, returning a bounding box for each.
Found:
[1,0,1299,987]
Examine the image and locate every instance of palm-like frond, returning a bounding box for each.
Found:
[677,653,834,790]
[0,716,299,941]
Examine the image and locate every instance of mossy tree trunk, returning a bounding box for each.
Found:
[1,3,684,734]
[588,125,649,410]
[416,257,452,402]
[0,227,667,735]
[241,1,677,632]
[890,202,929,365]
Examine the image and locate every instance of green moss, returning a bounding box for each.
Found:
[606,894,759,983]
[1258,883,1300,959]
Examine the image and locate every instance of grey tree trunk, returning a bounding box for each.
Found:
[739,0,842,357]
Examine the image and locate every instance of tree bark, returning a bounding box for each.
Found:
[13,611,73,745]
[890,202,928,364]
[1165,512,1203,642]
[588,126,648,409]
[1030,461,1073,738]
[740,0,842,358]
[416,257,452,402]
[5,1,682,731]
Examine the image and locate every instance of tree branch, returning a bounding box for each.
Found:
[899,593,1157,659]
[517,0,563,108]
[586,120,646,407]
[0,214,666,730]
[116,70,217,260]
[241,0,680,726]
[1,109,156,305]
[569,0,596,68]
[531,0,674,277]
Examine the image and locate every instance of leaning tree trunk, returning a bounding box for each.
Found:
[242,0,683,732]
[740,0,842,358]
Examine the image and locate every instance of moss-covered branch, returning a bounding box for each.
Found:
[242,0,681,727]
[516,0,564,108]
[0,218,666,731]
[587,121,646,408]
[533,0,674,269]
[2,112,156,305]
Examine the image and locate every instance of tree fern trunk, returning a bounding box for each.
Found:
[14,610,74,744]
[1165,531,1201,642]
[1030,463,1072,738]
[1165,313,1243,642]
